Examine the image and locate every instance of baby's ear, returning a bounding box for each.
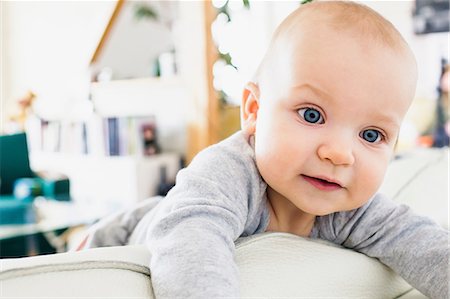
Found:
[241,82,260,135]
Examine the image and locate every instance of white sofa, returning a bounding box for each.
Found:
[1,233,427,299]
[0,147,447,298]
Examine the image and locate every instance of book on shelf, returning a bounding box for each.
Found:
[41,121,61,152]
[106,117,119,156]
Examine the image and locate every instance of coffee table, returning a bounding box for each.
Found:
[0,198,117,258]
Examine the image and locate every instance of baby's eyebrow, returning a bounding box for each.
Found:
[292,83,332,101]
[371,114,401,131]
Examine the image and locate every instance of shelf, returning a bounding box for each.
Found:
[30,151,181,207]
[90,77,190,118]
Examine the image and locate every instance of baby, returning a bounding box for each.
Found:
[82,1,449,298]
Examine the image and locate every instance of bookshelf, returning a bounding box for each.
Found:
[27,77,187,207]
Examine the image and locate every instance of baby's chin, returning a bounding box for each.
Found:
[296,200,372,217]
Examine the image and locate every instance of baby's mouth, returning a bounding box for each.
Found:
[301,175,343,191]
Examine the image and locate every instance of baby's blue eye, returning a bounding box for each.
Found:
[298,108,324,124]
[361,129,381,143]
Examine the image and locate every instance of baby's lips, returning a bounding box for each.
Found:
[303,174,344,188]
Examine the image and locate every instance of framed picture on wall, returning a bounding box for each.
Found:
[413,0,449,34]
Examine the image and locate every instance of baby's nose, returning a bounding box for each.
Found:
[317,137,355,166]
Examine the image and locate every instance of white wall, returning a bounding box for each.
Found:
[93,1,175,80]
[1,1,11,129]
[1,1,114,123]
[0,1,204,125]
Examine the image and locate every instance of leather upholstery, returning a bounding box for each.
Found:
[0,234,426,298]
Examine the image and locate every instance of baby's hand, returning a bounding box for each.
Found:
[76,235,88,251]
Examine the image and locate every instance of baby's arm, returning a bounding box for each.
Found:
[317,194,448,299]
[79,196,163,249]
[130,133,264,298]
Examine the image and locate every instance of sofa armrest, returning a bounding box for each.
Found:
[236,233,421,298]
[0,233,425,298]
[379,147,448,229]
[0,245,153,298]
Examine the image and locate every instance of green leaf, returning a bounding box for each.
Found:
[134,5,158,21]
[218,5,231,22]
[219,54,237,70]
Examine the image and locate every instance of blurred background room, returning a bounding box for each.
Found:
[0,0,448,258]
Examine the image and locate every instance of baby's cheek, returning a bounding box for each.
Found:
[361,158,389,197]
[255,152,282,184]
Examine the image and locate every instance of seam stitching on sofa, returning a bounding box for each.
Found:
[392,150,446,200]
[235,233,289,249]
[0,260,150,281]
[393,287,417,299]
[236,232,342,251]
[236,232,316,249]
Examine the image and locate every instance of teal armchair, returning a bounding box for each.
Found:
[0,133,70,224]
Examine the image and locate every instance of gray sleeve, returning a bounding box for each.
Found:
[133,134,263,298]
[316,194,449,299]
[83,196,163,248]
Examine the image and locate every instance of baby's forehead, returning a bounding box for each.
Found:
[255,1,416,89]
[278,2,407,51]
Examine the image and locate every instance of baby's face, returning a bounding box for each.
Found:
[246,27,417,216]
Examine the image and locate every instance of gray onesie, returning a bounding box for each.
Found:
[86,131,449,299]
